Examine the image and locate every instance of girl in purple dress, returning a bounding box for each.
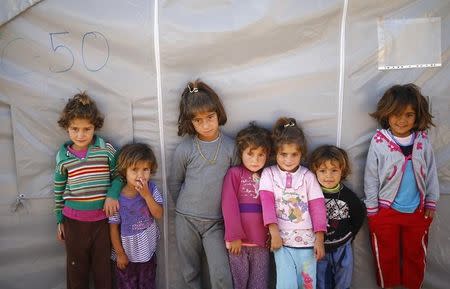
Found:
[109,143,164,289]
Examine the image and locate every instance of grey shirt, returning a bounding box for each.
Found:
[169,133,238,220]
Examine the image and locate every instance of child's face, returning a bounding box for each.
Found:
[67,118,95,150]
[315,160,342,189]
[276,143,301,173]
[242,146,267,173]
[388,104,416,137]
[125,160,152,190]
[191,111,219,141]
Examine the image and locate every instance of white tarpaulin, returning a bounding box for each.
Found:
[0,0,449,288]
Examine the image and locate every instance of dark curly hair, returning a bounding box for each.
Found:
[177,80,227,136]
[370,83,434,131]
[309,145,351,180]
[58,92,104,129]
[236,122,272,160]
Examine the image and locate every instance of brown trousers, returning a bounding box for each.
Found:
[64,217,112,289]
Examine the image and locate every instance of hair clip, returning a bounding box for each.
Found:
[284,122,295,128]
[188,84,199,93]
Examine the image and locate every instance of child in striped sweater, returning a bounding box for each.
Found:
[54,92,119,289]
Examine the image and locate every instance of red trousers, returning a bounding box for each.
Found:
[368,207,432,289]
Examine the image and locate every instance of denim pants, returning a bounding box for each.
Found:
[316,240,352,289]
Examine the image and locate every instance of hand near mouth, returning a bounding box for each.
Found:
[135,177,151,198]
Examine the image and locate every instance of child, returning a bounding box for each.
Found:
[109,143,163,289]
[259,117,327,289]
[221,122,272,289]
[54,92,120,289]
[364,83,439,289]
[309,145,365,289]
[169,80,238,289]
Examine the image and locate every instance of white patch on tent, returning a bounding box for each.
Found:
[377,17,441,70]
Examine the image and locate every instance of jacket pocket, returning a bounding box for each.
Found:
[420,165,426,179]
[387,165,397,180]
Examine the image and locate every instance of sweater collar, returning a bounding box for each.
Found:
[321,183,342,193]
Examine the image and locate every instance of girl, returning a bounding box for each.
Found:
[54,92,119,289]
[169,80,238,289]
[259,117,327,289]
[221,122,272,289]
[309,145,365,289]
[364,83,439,289]
[109,143,163,289]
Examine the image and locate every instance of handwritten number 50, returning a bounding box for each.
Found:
[49,31,109,73]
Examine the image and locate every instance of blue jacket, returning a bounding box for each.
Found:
[364,129,439,215]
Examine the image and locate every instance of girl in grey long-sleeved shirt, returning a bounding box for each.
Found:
[169,80,238,289]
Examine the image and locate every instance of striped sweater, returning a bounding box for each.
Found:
[54,135,119,223]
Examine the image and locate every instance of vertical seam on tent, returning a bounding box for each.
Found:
[153,2,169,289]
[337,0,349,147]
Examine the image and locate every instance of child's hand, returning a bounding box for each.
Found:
[104,197,119,217]
[116,252,129,270]
[228,240,242,255]
[424,209,435,219]
[270,234,283,251]
[56,223,65,242]
[314,232,325,260]
[268,224,282,251]
[135,178,151,199]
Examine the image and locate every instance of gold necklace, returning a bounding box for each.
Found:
[195,134,222,165]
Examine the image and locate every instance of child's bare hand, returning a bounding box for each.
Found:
[135,178,151,198]
[116,252,129,270]
[228,240,242,255]
[268,223,283,251]
[314,232,325,260]
[270,234,283,251]
[56,223,65,242]
[103,197,119,216]
[104,198,119,216]
[424,209,435,219]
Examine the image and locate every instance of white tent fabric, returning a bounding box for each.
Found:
[0,0,42,26]
[0,0,449,288]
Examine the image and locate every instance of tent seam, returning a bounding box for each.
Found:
[153,2,169,289]
[337,0,349,147]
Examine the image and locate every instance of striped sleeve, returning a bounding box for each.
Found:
[150,182,163,204]
[109,211,121,224]
[105,142,117,178]
[54,163,67,224]
[105,142,123,200]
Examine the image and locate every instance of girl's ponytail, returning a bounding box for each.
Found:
[272,117,307,160]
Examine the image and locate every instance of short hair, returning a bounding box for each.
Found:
[116,143,158,180]
[236,122,272,159]
[177,80,227,136]
[370,83,434,131]
[272,117,307,161]
[58,92,104,129]
[309,145,351,180]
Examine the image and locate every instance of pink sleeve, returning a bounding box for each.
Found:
[260,190,277,226]
[259,168,278,226]
[305,170,327,232]
[222,167,246,241]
